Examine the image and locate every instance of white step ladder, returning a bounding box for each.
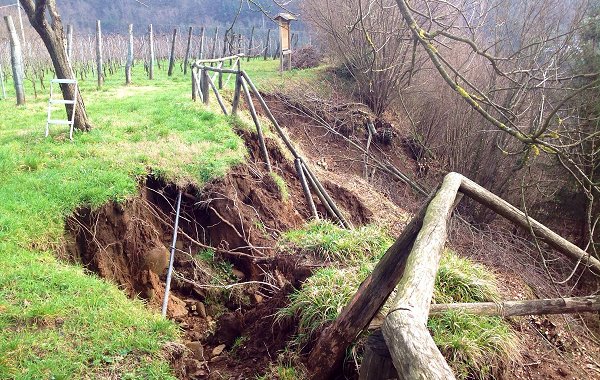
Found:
[46,78,78,140]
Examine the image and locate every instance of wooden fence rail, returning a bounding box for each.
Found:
[308,172,600,380]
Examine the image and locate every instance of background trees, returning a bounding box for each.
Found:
[304,0,599,254]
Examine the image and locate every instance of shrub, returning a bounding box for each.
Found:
[291,46,323,69]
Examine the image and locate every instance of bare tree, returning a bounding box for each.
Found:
[19,0,92,131]
[303,0,425,115]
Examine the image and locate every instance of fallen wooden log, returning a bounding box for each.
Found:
[381,173,462,380]
[429,295,600,317]
[306,191,435,379]
[459,177,600,273]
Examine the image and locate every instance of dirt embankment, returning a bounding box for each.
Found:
[63,128,376,379]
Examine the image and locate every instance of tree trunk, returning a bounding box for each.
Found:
[125,24,133,85]
[184,26,192,75]
[19,0,92,131]
[148,24,154,80]
[4,15,25,105]
[168,28,177,76]
[95,19,103,88]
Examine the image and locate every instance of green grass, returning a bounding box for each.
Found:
[277,222,519,378]
[0,58,292,379]
[279,220,393,262]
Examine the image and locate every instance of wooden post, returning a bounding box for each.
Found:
[210,26,219,59]
[358,330,398,380]
[66,24,73,61]
[198,26,205,59]
[4,15,25,105]
[201,68,209,105]
[247,26,254,62]
[0,63,6,99]
[295,158,318,219]
[148,24,155,79]
[205,73,228,115]
[184,26,193,75]
[231,68,241,115]
[191,67,198,101]
[240,78,271,171]
[307,193,433,379]
[382,173,462,380]
[168,28,177,76]
[96,20,103,88]
[264,28,271,60]
[125,24,133,85]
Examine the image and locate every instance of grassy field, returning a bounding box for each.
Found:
[0,57,316,379]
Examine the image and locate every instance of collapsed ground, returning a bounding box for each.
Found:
[1,60,599,379]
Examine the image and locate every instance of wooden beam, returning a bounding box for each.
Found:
[307,191,434,379]
[429,295,600,317]
[459,177,600,273]
[381,173,461,380]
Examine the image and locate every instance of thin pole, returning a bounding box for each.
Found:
[16,1,25,45]
[161,191,183,318]
[0,63,6,99]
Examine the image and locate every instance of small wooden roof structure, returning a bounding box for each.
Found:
[274,13,297,23]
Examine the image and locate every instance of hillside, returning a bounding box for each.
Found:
[1,2,599,378]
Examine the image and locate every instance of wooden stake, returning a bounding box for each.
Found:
[66,24,73,61]
[382,173,462,380]
[148,24,155,80]
[240,78,271,171]
[198,26,205,59]
[247,26,254,62]
[184,26,193,75]
[205,73,228,116]
[264,29,271,60]
[95,20,103,88]
[307,193,433,379]
[168,28,177,76]
[4,15,24,105]
[200,68,209,105]
[295,158,318,219]
[125,24,133,85]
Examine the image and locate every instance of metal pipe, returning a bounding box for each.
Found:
[161,190,183,318]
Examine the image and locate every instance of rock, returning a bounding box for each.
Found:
[212,344,226,357]
[210,355,226,363]
[197,302,207,318]
[145,245,170,275]
[215,311,244,346]
[185,341,204,361]
[252,293,263,304]
[168,295,189,319]
[232,269,245,280]
[179,322,190,329]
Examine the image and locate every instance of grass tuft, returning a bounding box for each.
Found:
[278,223,519,379]
[429,311,520,379]
[434,249,500,304]
[279,220,393,262]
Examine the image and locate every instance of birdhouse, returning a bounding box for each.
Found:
[274,13,296,71]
